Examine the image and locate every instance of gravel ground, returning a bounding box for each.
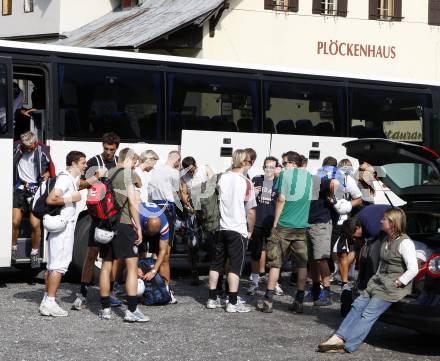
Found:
[0,271,439,361]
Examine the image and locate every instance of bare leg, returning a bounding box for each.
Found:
[296,267,307,292]
[267,267,281,290]
[338,253,349,283]
[99,260,113,297]
[227,272,240,293]
[12,208,23,248]
[81,247,99,284]
[159,245,171,284]
[208,270,220,290]
[29,213,41,251]
[47,271,63,297]
[259,250,266,274]
[124,257,138,296]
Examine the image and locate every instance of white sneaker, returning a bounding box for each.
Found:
[206,297,223,309]
[124,308,150,322]
[274,283,284,296]
[226,301,252,313]
[71,294,87,311]
[99,307,111,320]
[225,295,247,305]
[169,290,178,304]
[40,301,68,317]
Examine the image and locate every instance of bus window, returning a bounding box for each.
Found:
[166,72,259,143]
[263,80,345,136]
[349,87,432,143]
[58,64,163,143]
[0,64,8,135]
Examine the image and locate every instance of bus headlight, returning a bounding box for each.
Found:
[427,254,440,278]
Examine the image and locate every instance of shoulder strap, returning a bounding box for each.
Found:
[95,155,104,169]
[109,167,124,184]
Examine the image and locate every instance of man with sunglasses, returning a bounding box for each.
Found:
[258,151,313,314]
[12,131,51,268]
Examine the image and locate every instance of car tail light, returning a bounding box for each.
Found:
[426,253,440,278]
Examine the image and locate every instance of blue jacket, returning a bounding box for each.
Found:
[13,141,51,185]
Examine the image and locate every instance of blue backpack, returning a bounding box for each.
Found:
[138,258,171,306]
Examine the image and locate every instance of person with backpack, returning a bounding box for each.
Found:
[206,149,256,313]
[39,151,86,317]
[98,148,148,322]
[72,132,122,311]
[12,130,52,268]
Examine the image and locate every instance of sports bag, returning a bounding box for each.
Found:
[31,176,62,219]
[138,258,172,306]
[195,174,221,233]
[86,168,124,226]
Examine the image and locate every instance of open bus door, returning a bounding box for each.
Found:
[0,56,13,267]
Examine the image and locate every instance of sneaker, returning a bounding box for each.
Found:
[99,307,111,320]
[247,283,259,296]
[113,283,126,296]
[288,300,304,314]
[259,274,268,284]
[225,295,247,305]
[71,294,87,311]
[256,298,273,313]
[40,301,68,317]
[124,308,150,322]
[226,301,252,313]
[109,294,123,307]
[30,253,41,269]
[274,283,284,296]
[169,290,178,304]
[314,289,332,307]
[206,297,223,309]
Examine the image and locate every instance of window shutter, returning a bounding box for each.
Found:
[264,0,274,10]
[2,0,12,15]
[312,0,321,14]
[393,0,402,21]
[288,0,299,12]
[368,0,378,19]
[429,0,440,25]
[337,0,348,17]
[122,0,132,8]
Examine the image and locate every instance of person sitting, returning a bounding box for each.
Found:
[318,207,418,353]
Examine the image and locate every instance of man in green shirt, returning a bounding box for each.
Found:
[257,151,312,314]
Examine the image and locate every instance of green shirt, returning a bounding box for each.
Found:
[275,168,312,229]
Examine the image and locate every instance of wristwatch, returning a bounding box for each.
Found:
[150,269,157,274]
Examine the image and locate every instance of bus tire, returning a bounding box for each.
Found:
[69,210,92,282]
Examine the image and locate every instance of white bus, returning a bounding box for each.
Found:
[0,40,437,274]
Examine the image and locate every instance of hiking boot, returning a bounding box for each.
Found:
[288,300,304,314]
[71,294,87,311]
[256,298,273,313]
[206,297,223,309]
[40,301,68,317]
[124,308,150,322]
[314,289,332,307]
[247,283,259,296]
[30,253,41,269]
[226,301,252,313]
[109,294,122,307]
[274,283,284,296]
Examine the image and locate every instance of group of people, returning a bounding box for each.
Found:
[12,130,421,353]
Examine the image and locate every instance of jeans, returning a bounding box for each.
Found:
[336,294,392,352]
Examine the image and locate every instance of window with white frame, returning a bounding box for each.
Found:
[378,0,394,20]
[24,0,34,13]
[275,0,288,11]
[2,0,11,16]
[320,0,338,15]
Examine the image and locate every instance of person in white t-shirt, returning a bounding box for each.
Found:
[135,149,159,203]
[207,149,256,313]
[39,151,86,317]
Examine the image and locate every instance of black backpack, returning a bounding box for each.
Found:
[31,177,62,219]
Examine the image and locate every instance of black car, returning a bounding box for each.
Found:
[343,138,440,336]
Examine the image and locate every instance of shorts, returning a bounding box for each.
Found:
[306,220,332,261]
[100,223,139,261]
[249,227,270,262]
[266,225,308,269]
[47,221,75,274]
[210,230,248,276]
[152,201,176,246]
[13,188,32,212]
[333,235,355,254]
[331,224,342,251]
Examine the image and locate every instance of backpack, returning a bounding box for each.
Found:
[31,176,62,219]
[195,174,221,233]
[138,258,172,306]
[86,168,125,227]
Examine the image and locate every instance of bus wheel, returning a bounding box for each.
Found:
[69,211,92,282]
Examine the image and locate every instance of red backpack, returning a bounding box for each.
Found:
[86,168,125,227]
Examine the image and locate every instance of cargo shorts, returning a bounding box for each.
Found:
[266,225,308,269]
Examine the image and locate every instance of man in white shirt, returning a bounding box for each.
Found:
[39,151,86,317]
[207,149,256,313]
[135,149,159,203]
[148,150,181,302]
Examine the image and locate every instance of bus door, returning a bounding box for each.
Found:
[0,57,13,267]
[270,134,358,174]
[181,130,272,179]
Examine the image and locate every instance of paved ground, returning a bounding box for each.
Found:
[0,270,439,361]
